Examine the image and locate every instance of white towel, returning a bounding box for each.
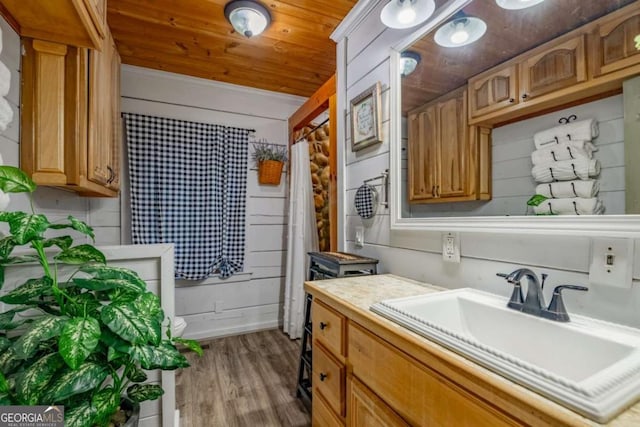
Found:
[533,197,604,215]
[534,119,599,149]
[0,96,13,132]
[532,159,600,183]
[536,180,599,199]
[531,140,596,165]
[0,61,10,97]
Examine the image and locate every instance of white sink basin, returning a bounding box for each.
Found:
[371,288,640,422]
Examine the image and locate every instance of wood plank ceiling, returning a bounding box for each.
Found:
[107,0,357,97]
[402,0,637,114]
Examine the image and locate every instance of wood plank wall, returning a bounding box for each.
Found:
[120,66,306,340]
[340,2,640,328]
[0,17,118,245]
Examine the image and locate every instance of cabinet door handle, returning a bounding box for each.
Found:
[319,322,327,330]
[319,373,327,381]
[431,186,435,197]
[436,185,440,197]
[521,93,528,100]
[509,98,515,103]
[107,166,115,184]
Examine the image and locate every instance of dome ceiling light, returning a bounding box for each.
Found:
[496,0,545,11]
[380,0,436,30]
[434,14,487,48]
[400,51,421,76]
[224,0,272,38]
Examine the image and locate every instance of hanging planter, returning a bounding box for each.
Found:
[252,141,287,185]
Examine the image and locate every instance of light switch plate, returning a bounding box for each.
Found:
[589,238,634,289]
[442,232,460,263]
[355,226,364,248]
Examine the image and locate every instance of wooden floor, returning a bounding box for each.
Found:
[176,329,312,427]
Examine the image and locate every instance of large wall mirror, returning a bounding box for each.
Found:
[389,0,640,236]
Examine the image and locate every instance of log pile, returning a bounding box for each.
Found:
[294,122,331,251]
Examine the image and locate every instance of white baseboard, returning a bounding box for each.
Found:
[183,319,282,341]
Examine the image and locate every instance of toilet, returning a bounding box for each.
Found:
[173,316,187,337]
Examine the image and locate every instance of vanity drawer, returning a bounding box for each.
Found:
[313,342,346,418]
[313,299,346,357]
[348,322,520,426]
[313,386,344,427]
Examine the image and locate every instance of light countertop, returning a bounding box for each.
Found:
[304,274,640,427]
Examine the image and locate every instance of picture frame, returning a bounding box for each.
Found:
[350,82,382,152]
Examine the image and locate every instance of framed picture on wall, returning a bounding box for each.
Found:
[350,82,382,152]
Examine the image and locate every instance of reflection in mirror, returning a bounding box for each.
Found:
[398,0,638,219]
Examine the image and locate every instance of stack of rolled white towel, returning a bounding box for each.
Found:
[530,119,604,215]
[0,25,13,132]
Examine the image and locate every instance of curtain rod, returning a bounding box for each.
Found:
[293,117,330,144]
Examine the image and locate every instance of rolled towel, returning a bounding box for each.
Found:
[532,159,600,183]
[536,180,599,199]
[531,140,596,165]
[533,197,604,215]
[0,96,13,132]
[0,61,10,97]
[0,191,9,211]
[534,119,599,149]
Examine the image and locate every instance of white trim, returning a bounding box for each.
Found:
[337,38,348,250]
[387,0,640,238]
[100,244,177,427]
[331,0,383,42]
[121,65,307,105]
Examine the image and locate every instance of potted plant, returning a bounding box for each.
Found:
[0,166,202,427]
[251,142,287,185]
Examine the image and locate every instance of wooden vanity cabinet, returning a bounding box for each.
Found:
[348,376,410,427]
[0,0,106,50]
[21,34,121,197]
[311,299,346,425]
[408,88,491,204]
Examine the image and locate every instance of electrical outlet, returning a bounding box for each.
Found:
[589,238,634,288]
[442,232,460,263]
[355,226,364,248]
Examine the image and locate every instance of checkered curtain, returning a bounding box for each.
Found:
[123,113,250,280]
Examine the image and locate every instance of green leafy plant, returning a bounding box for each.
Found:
[250,142,288,165]
[0,166,202,426]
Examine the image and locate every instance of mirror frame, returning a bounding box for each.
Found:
[389,0,640,238]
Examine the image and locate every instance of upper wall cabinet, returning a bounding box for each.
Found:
[519,35,587,102]
[590,7,640,79]
[1,0,105,50]
[21,33,121,197]
[468,2,640,127]
[408,88,491,204]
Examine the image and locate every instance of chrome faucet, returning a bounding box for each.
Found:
[497,268,588,322]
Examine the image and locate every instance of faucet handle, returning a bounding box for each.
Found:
[498,273,524,309]
[541,273,548,289]
[544,285,589,322]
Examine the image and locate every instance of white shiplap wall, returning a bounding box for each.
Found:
[338,1,640,328]
[0,18,118,245]
[120,66,305,339]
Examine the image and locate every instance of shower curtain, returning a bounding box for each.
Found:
[283,139,319,339]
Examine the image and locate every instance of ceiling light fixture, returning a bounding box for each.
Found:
[434,13,487,48]
[380,0,436,30]
[224,0,272,38]
[495,0,545,10]
[400,51,421,76]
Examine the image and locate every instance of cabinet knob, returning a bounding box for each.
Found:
[509,98,515,103]
[431,186,436,197]
[319,373,327,382]
[435,185,440,197]
[319,322,327,330]
[522,94,529,100]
